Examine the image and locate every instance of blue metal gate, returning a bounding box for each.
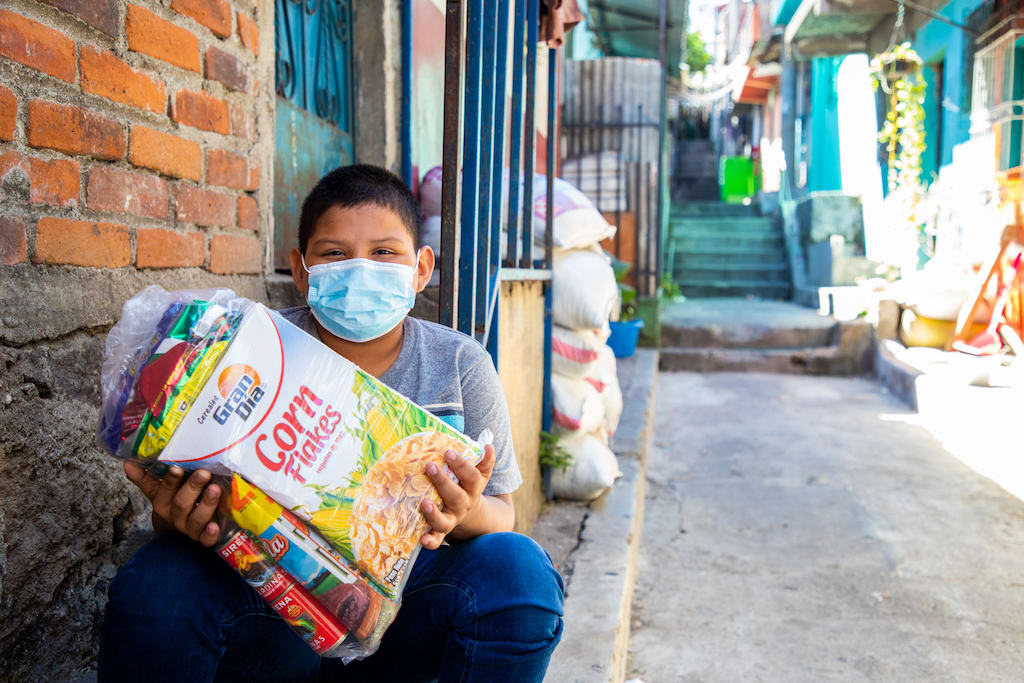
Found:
[437,0,559,432]
[273,0,354,270]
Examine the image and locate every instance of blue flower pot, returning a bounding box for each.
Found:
[607,318,645,358]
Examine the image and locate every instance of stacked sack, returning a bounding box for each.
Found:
[542,185,623,502]
[418,167,624,500]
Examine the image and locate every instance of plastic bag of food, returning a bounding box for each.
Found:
[98,286,487,659]
[550,432,620,501]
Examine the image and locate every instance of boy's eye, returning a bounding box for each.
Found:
[374,248,395,256]
[324,249,345,257]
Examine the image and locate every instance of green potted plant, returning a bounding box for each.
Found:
[606,254,644,358]
[869,42,927,198]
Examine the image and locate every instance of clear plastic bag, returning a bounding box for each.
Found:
[98,286,488,659]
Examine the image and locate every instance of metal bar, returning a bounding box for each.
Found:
[615,103,622,256]
[500,267,552,280]
[656,0,667,293]
[561,121,661,129]
[458,0,484,336]
[545,46,556,269]
[476,0,497,341]
[505,0,526,268]
[520,0,538,268]
[483,0,511,355]
[401,0,413,187]
[541,45,556,446]
[439,0,465,328]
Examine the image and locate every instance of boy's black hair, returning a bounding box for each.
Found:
[298,164,421,254]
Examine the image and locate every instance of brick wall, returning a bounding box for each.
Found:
[0,0,274,677]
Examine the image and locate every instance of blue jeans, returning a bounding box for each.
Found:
[99,532,564,682]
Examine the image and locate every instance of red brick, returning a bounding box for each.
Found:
[28,157,79,207]
[0,10,76,83]
[33,217,131,267]
[237,194,257,230]
[129,126,201,181]
[136,228,205,268]
[0,215,26,264]
[41,0,119,38]
[246,162,259,191]
[205,46,248,92]
[27,100,125,161]
[0,85,15,141]
[174,184,234,227]
[237,12,258,55]
[230,102,253,140]
[171,0,230,38]
[172,89,229,134]
[209,233,260,274]
[126,5,200,73]
[87,165,168,218]
[0,149,24,179]
[206,148,247,189]
[80,46,166,114]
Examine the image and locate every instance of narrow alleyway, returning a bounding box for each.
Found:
[628,372,1024,682]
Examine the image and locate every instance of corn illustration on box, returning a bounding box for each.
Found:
[98,287,487,657]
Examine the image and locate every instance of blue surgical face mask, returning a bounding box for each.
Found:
[302,256,418,342]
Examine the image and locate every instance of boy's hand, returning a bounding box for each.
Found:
[419,445,496,549]
[123,462,222,547]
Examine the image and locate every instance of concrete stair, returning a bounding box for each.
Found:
[668,210,792,300]
[658,298,874,376]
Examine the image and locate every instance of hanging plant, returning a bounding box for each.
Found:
[869,42,927,198]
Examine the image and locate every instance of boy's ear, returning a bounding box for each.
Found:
[289,248,309,297]
[415,246,435,293]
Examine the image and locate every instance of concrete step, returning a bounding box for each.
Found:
[662,321,835,349]
[675,265,790,285]
[671,217,778,236]
[678,280,792,299]
[659,298,842,349]
[675,233,784,252]
[659,345,864,375]
[534,350,659,683]
[671,201,758,218]
[675,248,788,266]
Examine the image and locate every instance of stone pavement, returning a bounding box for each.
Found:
[628,372,1024,682]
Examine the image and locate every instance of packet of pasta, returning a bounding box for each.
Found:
[97,286,489,659]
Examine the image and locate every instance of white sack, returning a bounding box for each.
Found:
[552,248,618,329]
[419,166,443,217]
[588,345,622,436]
[552,325,604,379]
[532,175,616,250]
[550,432,621,501]
[551,373,604,436]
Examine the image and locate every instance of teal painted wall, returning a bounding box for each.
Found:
[911,0,988,171]
[809,56,843,192]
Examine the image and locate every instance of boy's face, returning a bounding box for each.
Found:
[289,203,434,300]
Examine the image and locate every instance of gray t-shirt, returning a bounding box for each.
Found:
[278,307,523,496]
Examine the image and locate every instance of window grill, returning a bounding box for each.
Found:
[972,16,1024,170]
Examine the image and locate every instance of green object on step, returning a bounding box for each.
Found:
[720,156,757,204]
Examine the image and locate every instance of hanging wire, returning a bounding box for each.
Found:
[887,0,906,52]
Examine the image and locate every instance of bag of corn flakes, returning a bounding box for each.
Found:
[98,286,488,659]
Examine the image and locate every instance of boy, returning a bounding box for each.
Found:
[99,165,564,681]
